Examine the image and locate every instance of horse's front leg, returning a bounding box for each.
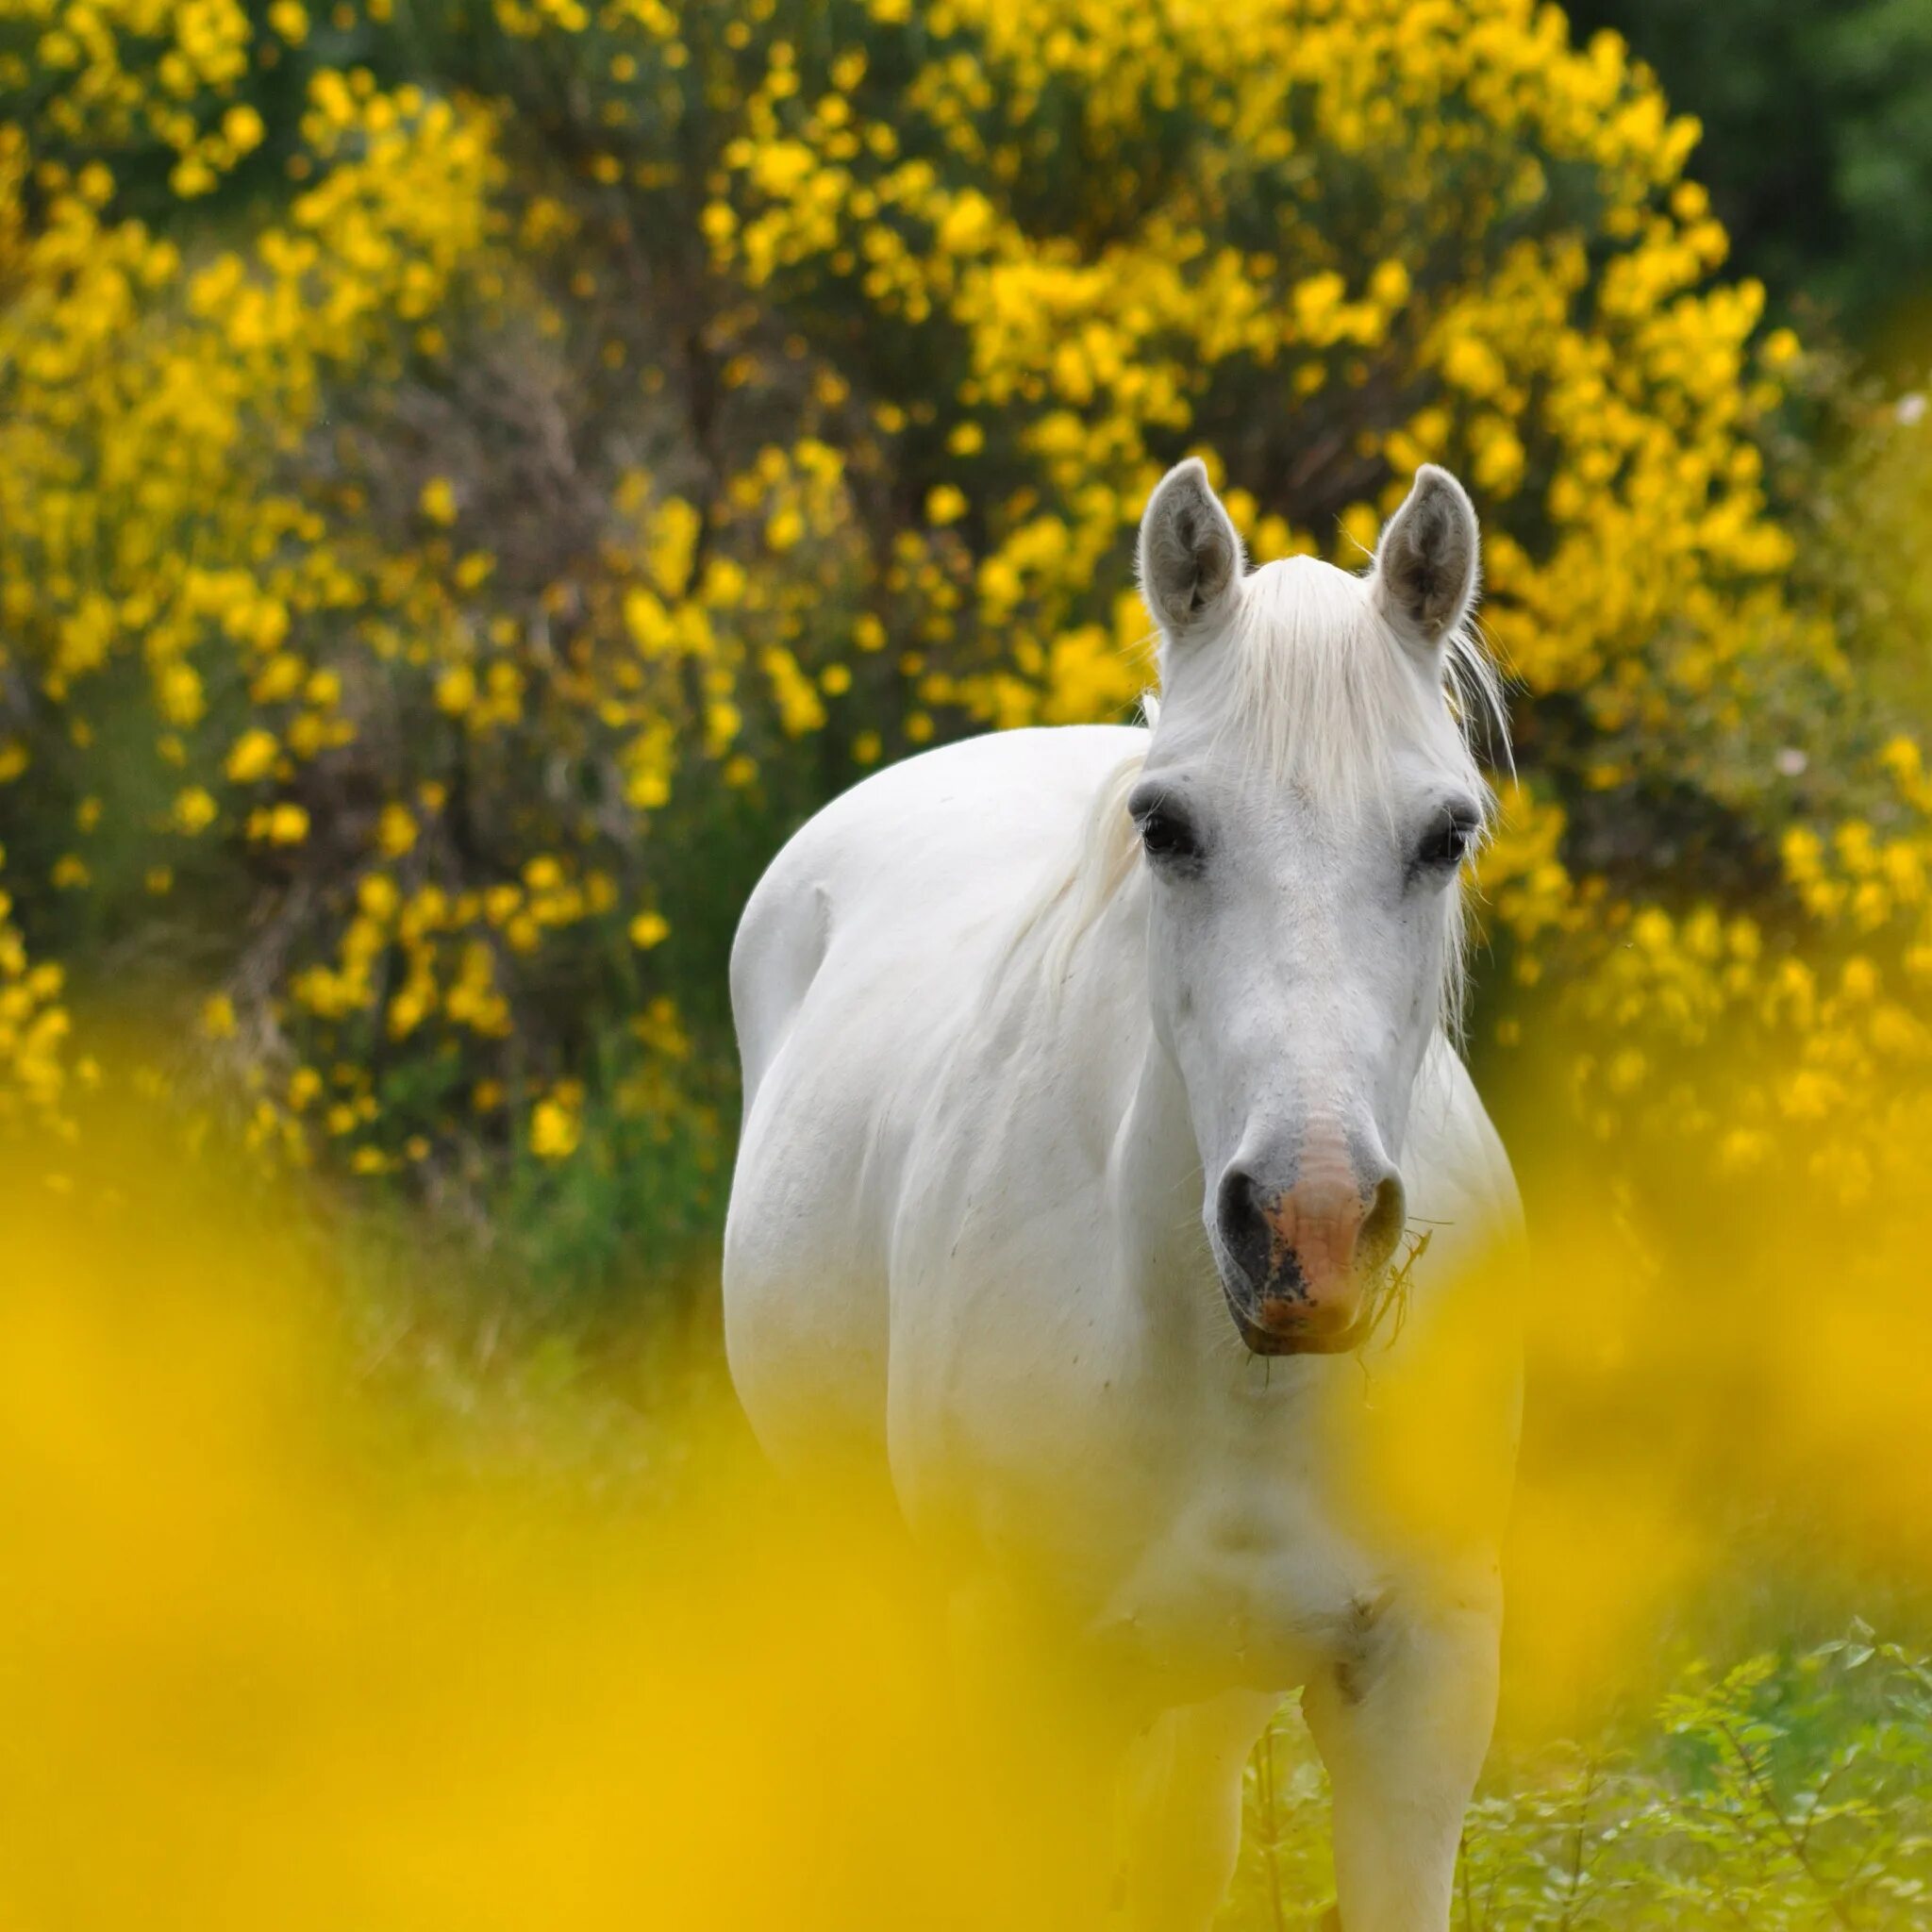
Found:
[1300,1589,1500,1932]
[1112,1689,1280,1932]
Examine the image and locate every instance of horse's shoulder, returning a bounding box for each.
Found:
[819,724,1145,841]
[743,726,1140,937]
[731,725,1145,1090]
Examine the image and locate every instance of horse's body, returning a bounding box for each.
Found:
[724,462,1524,1930]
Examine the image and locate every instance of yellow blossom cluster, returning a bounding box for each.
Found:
[0,2,897,1186]
[0,43,521,1162]
[1474,742,1932,1205]
[0,0,262,197]
[701,0,1798,757]
[0,839,71,1125]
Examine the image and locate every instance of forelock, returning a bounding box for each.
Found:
[1162,554,1502,818]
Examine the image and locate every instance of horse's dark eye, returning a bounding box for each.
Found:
[1139,807,1200,863]
[1416,811,1478,873]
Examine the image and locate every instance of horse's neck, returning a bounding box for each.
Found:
[982,836,1225,1351]
[1038,891,1222,1347]
[1110,1034,1215,1312]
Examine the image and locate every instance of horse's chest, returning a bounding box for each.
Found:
[893,1332,1387,1696]
[1081,1450,1399,1697]
[881,1135,1484,1697]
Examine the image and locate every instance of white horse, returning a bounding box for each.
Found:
[724,458,1524,1930]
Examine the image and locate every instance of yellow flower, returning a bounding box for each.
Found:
[420,477,459,526]
[436,665,477,715]
[225,730,280,785]
[173,788,219,835]
[158,662,206,727]
[223,105,266,156]
[377,804,418,857]
[629,911,670,950]
[529,1096,582,1161]
[200,994,238,1041]
[265,803,310,845]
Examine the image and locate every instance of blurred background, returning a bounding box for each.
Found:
[5,2,1932,1926]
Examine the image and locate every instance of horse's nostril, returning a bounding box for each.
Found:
[1216,1166,1273,1286]
[1218,1161,1403,1297]
[1359,1172,1406,1274]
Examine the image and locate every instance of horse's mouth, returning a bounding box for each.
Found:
[1224,1290,1374,1357]
[1209,1227,1419,1358]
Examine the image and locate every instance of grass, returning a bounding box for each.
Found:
[1223,1632,1932,1930]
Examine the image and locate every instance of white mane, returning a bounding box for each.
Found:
[1011,555,1510,1035]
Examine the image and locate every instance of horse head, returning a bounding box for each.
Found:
[1133,458,1501,1355]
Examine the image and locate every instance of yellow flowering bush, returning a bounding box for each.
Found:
[0,0,1924,1245]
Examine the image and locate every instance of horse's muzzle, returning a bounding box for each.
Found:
[1223,1286,1375,1357]
[1214,1161,1406,1356]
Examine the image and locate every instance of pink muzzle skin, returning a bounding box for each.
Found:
[1216,1156,1406,1356]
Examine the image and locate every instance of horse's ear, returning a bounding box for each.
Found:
[1138,458,1245,643]
[1371,464,1480,657]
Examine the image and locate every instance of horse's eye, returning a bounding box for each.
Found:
[1138,806,1200,863]
[1415,811,1478,873]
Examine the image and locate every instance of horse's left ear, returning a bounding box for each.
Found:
[1371,464,1480,657]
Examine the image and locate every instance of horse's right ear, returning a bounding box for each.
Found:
[1138,458,1245,643]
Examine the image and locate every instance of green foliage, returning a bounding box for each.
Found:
[1573,0,1932,335]
[1219,1632,1932,1930]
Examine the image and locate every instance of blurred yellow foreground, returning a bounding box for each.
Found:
[0,1121,1164,1929]
[4,1076,1931,1927]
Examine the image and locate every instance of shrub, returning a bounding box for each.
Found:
[0,0,1926,1270]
